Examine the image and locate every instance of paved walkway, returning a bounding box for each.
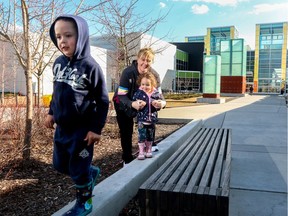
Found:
[159,94,287,216]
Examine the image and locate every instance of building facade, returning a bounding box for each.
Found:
[254,22,288,93]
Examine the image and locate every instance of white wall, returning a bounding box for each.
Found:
[0,41,28,95]
[90,46,110,90]
[41,65,54,95]
[161,69,177,91]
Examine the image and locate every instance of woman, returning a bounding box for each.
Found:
[113,47,165,165]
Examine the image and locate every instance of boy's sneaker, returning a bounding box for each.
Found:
[62,197,93,216]
[62,184,93,216]
[90,166,101,190]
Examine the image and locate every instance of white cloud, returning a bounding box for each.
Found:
[191,4,209,14]
[248,3,288,15]
[200,0,246,7]
[172,0,248,7]
[172,0,194,2]
[159,2,166,8]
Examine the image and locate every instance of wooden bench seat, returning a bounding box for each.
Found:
[138,127,231,216]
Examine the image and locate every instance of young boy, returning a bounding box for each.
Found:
[133,72,166,159]
[45,15,109,215]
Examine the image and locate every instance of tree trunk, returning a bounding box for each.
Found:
[37,76,41,107]
[1,44,5,105]
[22,70,33,160]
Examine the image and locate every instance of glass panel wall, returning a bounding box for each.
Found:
[175,70,200,92]
[176,49,189,71]
[258,23,284,93]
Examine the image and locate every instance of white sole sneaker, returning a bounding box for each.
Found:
[152,146,159,152]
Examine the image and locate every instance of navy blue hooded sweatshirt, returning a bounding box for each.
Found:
[49,15,109,134]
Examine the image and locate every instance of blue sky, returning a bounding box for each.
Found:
[135,0,288,49]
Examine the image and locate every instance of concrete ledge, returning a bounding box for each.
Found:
[197,97,226,104]
[221,93,246,97]
[52,119,203,216]
[157,117,192,124]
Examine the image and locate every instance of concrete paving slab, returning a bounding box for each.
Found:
[232,144,287,154]
[229,126,286,146]
[224,112,286,128]
[231,150,287,192]
[230,189,287,216]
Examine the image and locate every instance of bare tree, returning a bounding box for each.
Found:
[89,0,170,83]
[0,0,111,160]
[0,0,63,159]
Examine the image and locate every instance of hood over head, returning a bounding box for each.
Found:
[49,14,90,60]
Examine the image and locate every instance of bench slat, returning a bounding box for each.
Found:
[184,128,218,193]
[197,128,224,194]
[163,128,211,192]
[155,128,208,188]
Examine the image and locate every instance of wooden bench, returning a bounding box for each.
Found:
[138,127,231,216]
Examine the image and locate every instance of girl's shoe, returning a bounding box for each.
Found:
[137,143,145,160]
[145,141,153,158]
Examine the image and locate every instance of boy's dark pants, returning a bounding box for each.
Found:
[115,109,134,163]
[53,126,94,185]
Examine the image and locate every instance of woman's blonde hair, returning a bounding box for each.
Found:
[137,47,155,63]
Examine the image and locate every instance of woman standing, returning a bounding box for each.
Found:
[113,47,165,165]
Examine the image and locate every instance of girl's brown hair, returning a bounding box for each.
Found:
[137,72,157,88]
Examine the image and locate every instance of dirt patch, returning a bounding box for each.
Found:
[0,121,183,216]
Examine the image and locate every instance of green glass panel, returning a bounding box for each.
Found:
[231,64,242,76]
[176,50,188,62]
[203,55,221,94]
[221,64,230,76]
[220,40,230,52]
[204,56,217,74]
[221,52,230,64]
[232,39,243,51]
[232,52,243,64]
[203,75,216,93]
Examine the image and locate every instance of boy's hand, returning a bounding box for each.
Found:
[44,115,55,129]
[84,131,101,146]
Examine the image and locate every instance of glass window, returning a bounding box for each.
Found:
[232,52,243,63]
[231,64,242,76]
[203,75,217,93]
[221,53,230,64]
[221,64,230,76]
[232,39,243,51]
[220,40,230,52]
